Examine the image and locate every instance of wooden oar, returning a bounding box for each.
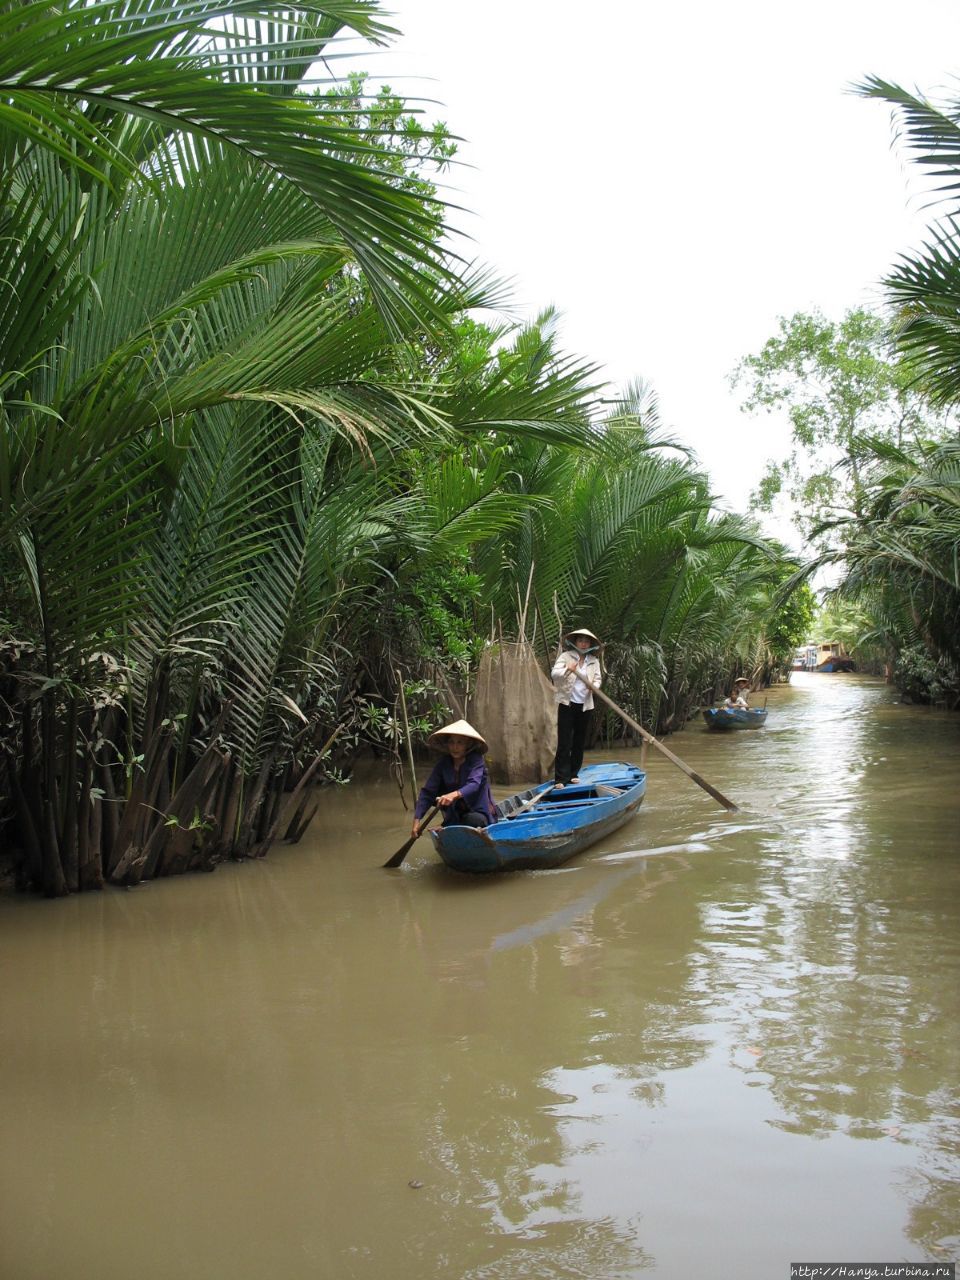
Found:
[383,804,440,868]
[579,676,740,813]
[507,782,559,819]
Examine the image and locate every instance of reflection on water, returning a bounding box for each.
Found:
[0,674,958,1279]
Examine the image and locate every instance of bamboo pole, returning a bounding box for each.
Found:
[397,671,418,809]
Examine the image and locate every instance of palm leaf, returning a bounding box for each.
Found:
[858,77,960,208]
[0,0,456,331]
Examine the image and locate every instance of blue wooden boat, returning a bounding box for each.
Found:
[702,707,768,731]
[429,761,646,873]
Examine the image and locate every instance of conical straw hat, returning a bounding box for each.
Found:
[564,627,601,646]
[427,719,489,754]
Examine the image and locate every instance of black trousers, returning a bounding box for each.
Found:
[554,702,592,784]
[441,804,490,828]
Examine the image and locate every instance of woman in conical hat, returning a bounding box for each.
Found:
[563,627,601,652]
[426,719,488,753]
[412,718,496,837]
[551,626,603,787]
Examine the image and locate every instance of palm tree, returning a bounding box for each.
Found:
[0,3,618,892]
[0,1,480,892]
[0,2,812,895]
[814,77,960,702]
[0,1,455,326]
[462,375,782,734]
[859,76,960,410]
[803,439,960,705]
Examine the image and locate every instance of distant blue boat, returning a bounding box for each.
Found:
[703,707,768,731]
[429,761,646,873]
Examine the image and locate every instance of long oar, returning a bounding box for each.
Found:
[580,676,739,813]
[383,804,440,868]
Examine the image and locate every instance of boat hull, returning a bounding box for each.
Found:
[430,762,646,873]
[703,707,768,731]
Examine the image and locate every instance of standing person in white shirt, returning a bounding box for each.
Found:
[551,628,603,787]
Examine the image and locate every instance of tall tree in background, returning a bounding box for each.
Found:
[730,307,952,533]
[803,439,960,705]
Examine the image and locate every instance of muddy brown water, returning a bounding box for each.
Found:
[1,673,958,1279]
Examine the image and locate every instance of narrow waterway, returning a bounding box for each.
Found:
[1,674,958,1280]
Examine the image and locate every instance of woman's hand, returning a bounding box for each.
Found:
[411,819,421,837]
[438,790,460,808]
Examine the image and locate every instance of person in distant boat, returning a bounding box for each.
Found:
[551,627,603,787]
[411,719,496,836]
[724,677,751,709]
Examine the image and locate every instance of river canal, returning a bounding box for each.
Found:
[1,673,958,1279]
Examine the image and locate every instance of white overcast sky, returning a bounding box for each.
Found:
[356,2,960,518]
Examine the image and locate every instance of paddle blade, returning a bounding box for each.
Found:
[689,772,740,813]
[383,804,440,868]
[383,835,417,869]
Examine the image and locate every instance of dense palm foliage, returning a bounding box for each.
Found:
[0,0,465,892]
[0,1,615,893]
[860,76,960,408]
[788,77,960,704]
[803,439,960,706]
[0,1,805,894]
[462,379,802,735]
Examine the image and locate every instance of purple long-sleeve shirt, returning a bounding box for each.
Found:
[414,751,496,821]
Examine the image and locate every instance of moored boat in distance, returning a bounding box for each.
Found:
[702,707,768,731]
[430,761,646,873]
[794,641,856,673]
